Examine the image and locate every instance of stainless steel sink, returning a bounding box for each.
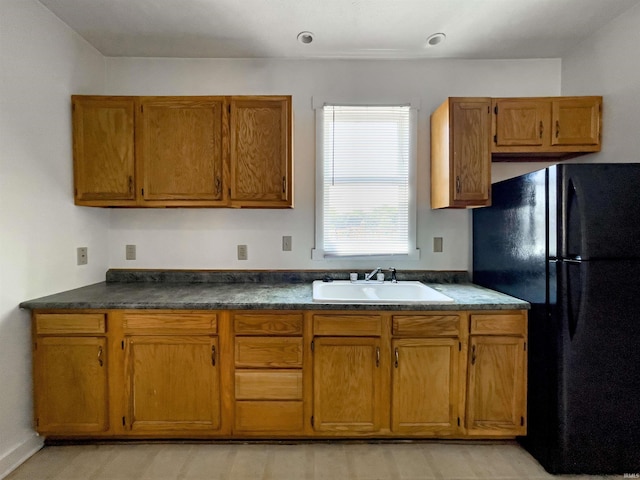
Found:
[312,280,454,304]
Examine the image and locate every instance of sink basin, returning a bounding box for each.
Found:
[312,280,455,304]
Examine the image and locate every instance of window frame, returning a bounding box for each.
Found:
[311,97,420,261]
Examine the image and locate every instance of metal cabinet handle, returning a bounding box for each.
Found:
[471,345,476,365]
[456,176,461,194]
[394,348,399,368]
[98,346,103,367]
[376,347,380,367]
[539,121,543,139]
[555,120,560,138]
[282,176,286,193]
[215,177,221,196]
[211,345,216,366]
[128,176,133,195]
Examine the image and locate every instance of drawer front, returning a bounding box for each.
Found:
[123,312,217,334]
[235,337,303,368]
[235,370,303,400]
[470,313,526,335]
[392,314,460,337]
[235,401,304,433]
[313,315,382,336]
[234,313,303,336]
[35,313,106,334]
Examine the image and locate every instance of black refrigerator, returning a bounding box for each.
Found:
[472,163,640,474]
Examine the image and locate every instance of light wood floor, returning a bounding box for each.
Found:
[5,441,620,480]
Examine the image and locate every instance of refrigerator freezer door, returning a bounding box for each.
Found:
[560,163,640,260]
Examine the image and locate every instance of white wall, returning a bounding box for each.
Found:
[105,58,561,272]
[561,2,640,163]
[0,1,108,476]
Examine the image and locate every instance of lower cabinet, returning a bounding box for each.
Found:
[312,336,383,433]
[466,314,528,436]
[124,335,221,434]
[31,308,527,439]
[34,336,109,434]
[391,338,460,435]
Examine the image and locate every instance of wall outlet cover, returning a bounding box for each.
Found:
[126,244,136,260]
[237,244,248,260]
[77,247,88,265]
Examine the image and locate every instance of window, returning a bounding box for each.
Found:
[312,102,419,260]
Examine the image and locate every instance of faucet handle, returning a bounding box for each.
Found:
[388,268,397,283]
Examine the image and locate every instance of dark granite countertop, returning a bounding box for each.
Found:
[20,270,529,312]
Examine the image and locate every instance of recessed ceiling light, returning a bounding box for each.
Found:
[426,33,446,47]
[297,31,314,44]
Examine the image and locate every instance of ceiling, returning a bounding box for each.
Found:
[38,0,640,59]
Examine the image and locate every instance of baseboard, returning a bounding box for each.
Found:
[0,434,44,479]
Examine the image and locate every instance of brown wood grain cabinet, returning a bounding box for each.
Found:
[32,314,109,434]
[430,98,492,209]
[31,308,527,440]
[466,312,527,436]
[492,96,602,159]
[72,95,292,208]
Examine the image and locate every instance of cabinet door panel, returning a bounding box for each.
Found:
[73,96,135,203]
[312,337,382,433]
[230,96,292,207]
[552,98,600,146]
[34,336,108,434]
[466,336,526,435]
[125,335,220,433]
[493,99,547,147]
[451,100,491,204]
[392,339,459,435]
[139,97,226,202]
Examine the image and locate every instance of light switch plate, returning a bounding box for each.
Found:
[126,244,136,260]
[433,237,443,253]
[237,244,248,260]
[282,236,292,251]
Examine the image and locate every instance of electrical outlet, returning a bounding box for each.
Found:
[433,237,443,253]
[237,244,248,260]
[282,236,292,251]
[126,244,136,260]
[77,247,88,265]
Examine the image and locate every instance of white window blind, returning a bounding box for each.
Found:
[321,105,411,257]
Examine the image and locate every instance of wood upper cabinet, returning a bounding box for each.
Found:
[72,95,292,208]
[137,97,227,206]
[312,336,383,433]
[391,338,460,435]
[124,335,221,434]
[229,96,292,207]
[492,96,601,158]
[466,313,527,436]
[72,96,136,205]
[431,98,492,209]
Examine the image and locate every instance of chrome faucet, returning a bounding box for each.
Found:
[388,267,397,283]
[364,267,382,281]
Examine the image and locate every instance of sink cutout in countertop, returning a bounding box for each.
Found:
[312,280,455,304]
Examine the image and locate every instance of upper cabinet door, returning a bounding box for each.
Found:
[229,96,293,208]
[138,97,227,205]
[493,99,548,147]
[72,96,136,205]
[451,99,492,205]
[551,97,601,146]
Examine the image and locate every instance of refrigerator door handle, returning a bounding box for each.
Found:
[564,261,582,340]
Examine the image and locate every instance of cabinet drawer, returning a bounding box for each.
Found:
[123,312,217,334]
[235,337,303,367]
[392,315,460,337]
[235,401,304,433]
[234,313,303,335]
[235,370,303,400]
[470,313,526,335]
[35,313,106,334]
[313,315,381,336]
